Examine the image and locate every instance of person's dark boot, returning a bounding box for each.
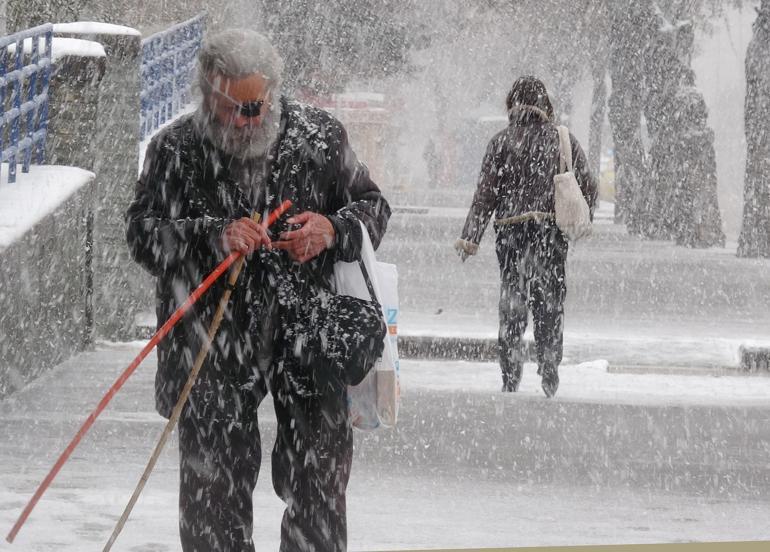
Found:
[540,363,559,398]
[501,378,519,392]
[501,364,521,392]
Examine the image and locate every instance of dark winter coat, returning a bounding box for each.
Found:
[126,97,391,418]
[459,109,598,248]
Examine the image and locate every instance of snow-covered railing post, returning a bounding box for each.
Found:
[140,12,206,140]
[0,24,53,184]
[51,22,144,341]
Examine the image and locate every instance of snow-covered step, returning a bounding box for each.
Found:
[355,365,770,499]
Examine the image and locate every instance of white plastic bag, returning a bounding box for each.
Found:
[554,125,592,241]
[333,222,400,429]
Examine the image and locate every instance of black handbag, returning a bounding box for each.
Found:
[259,252,386,397]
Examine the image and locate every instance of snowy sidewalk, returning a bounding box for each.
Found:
[399,358,770,408]
[1,343,769,550]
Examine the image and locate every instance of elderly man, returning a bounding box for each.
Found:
[126,29,390,551]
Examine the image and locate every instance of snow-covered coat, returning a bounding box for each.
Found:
[126,97,390,418]
[458,108,597,251]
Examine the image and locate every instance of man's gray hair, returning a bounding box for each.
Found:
[197,29,283,96]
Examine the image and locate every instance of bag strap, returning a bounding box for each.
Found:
[557,125,573,173]
[358,258,380,307]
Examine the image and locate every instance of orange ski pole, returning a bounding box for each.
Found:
[6,199,291,544]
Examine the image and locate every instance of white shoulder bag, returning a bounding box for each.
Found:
[554,126,592,241]
[333,221,400,429]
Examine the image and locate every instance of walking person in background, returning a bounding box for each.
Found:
[454,76,597,398]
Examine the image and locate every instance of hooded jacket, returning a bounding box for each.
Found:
[459,107,597,251]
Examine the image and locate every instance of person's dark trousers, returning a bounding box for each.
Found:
[176,361,352,552]
[178,372,263,552]
[495,220,567,392]
[270,375,353,552]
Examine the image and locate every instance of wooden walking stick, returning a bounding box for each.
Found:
[102,209,274,551]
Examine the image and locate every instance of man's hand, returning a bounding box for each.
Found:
[454,238,478,263]
[272,211,335,263]
[222,217,272,254]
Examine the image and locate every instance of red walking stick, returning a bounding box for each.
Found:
[104,210,259,551]
[6,200,291,544]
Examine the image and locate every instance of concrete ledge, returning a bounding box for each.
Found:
[133,322,519,362]
[399,335,512,361]
[133,320,757,377]
[0,169,94,398]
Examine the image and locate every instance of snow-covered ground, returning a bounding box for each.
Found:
[1,342,768,550]
[4,469,768,551]
[402,359,770,408]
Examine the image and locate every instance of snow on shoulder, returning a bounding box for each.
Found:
[0,165,94,250]
[7,37,106,62]
[53,22,141,37]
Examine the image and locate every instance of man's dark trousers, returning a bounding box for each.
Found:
[178,365,352,552]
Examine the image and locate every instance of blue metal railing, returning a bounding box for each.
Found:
[140,13,206,140]
[0,24,53,184]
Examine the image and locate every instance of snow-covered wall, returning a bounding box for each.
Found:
[0,168,94,398]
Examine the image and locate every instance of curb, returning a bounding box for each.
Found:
[133,323,521,361]
[398,335,770,375]
[397,334,527,362]
[133,323,770,375]
[741,346,770,372]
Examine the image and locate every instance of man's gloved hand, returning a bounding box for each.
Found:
[222,217,272,254]
[272,211,335,263]
[454,238,478,262]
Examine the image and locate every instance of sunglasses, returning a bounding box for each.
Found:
[205,73,273,119]
[237,100,265,118]
[213,93,268,118]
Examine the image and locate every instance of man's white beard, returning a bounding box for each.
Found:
[198,100,282,160]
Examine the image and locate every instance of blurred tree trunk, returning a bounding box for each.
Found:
[607,0,654,230]
[588,63,607,183]
[738,0,770,258]
[642,7,724,247]
[584,1,609,181]
[549,66,579,124]
[608,0,724,247]
[641,8,679,240]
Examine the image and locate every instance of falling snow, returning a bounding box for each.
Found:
[1,1,770,551]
